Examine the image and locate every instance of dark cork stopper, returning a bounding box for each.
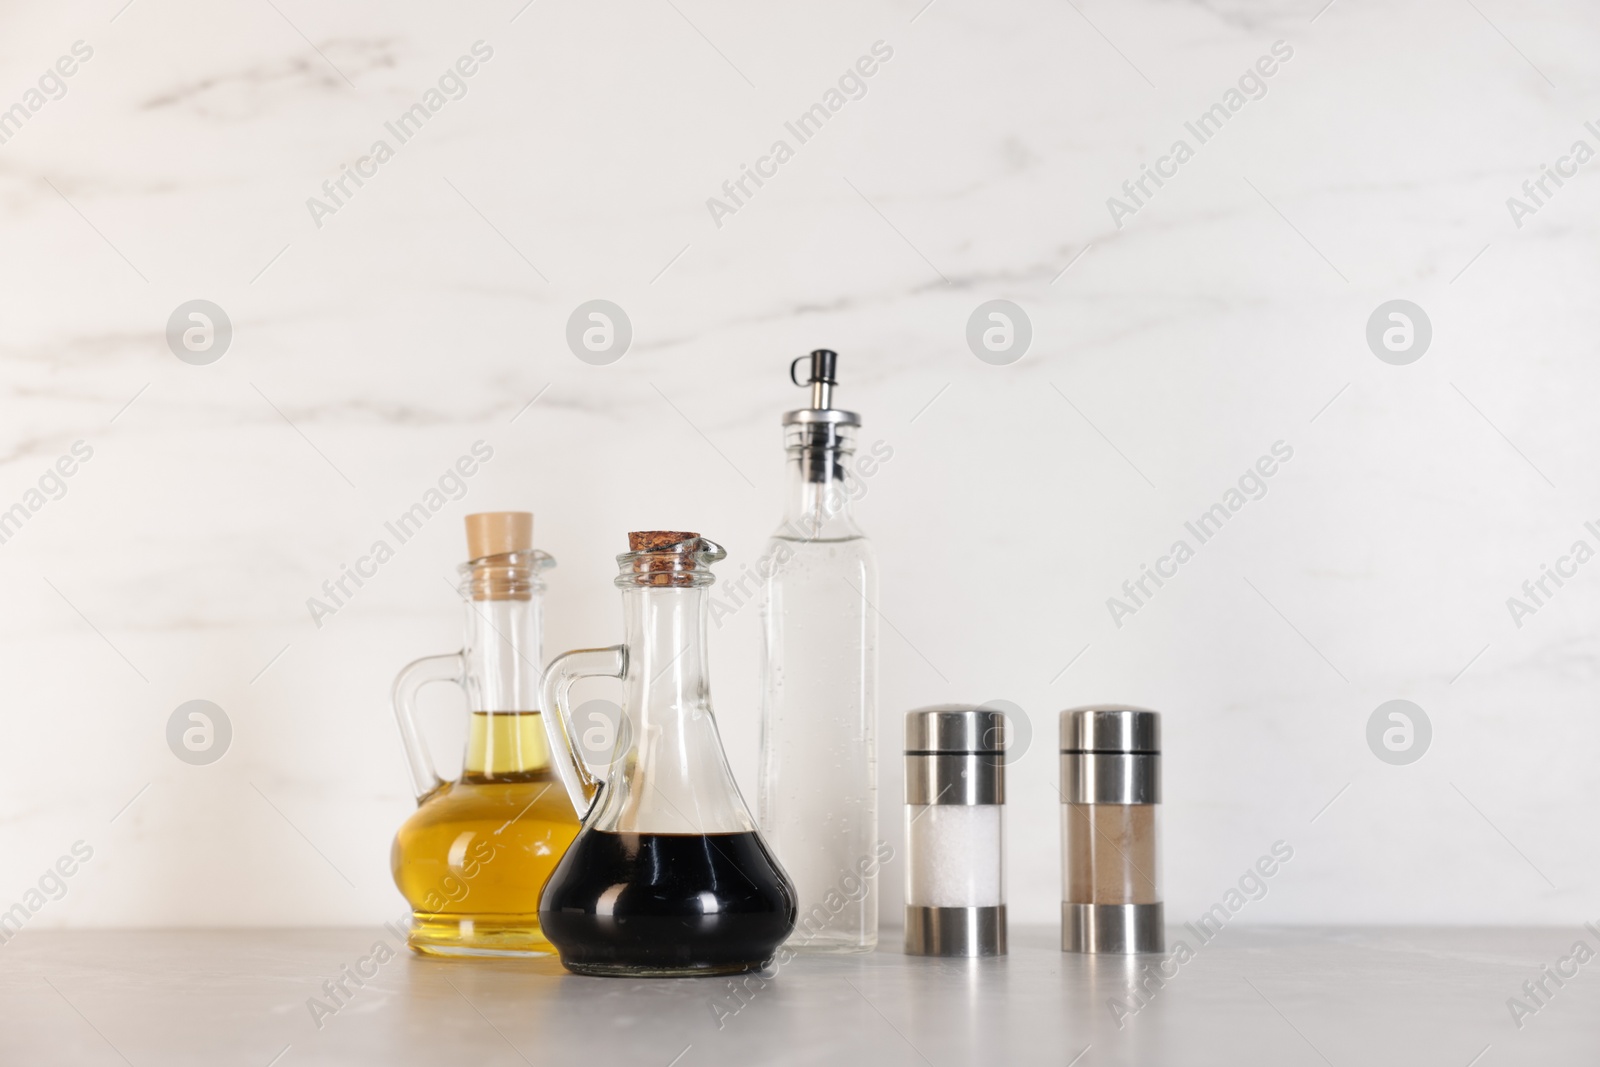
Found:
[626,531,706,586]
[629,531,698,552]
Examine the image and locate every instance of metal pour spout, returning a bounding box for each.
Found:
[782,348,861,485]
[791,349,838,411]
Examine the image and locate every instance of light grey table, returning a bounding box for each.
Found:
[0,927,1592,1065]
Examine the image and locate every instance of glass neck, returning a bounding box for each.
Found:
[463,713,550,779]
[777,437,862,541]
[588,581,756,834]
[620,586,709,719]
[461,592,548,779]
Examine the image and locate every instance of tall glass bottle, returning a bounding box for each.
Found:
[390,512,580,956]
[758,350,880,953]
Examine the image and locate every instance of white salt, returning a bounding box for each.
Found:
[906,804,1004,907]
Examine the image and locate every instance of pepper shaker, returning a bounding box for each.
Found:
[904,706,1006,957]
[1061,706,1164,954]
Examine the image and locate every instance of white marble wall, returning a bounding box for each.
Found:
[2,0,1597,929]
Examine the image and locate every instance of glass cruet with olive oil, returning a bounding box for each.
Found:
[390,512,580,956]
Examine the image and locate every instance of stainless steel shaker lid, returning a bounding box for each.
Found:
[906,705,1007,753]
[1060,706,1160,753]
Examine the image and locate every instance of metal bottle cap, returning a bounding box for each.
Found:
[1061,706,1160,753]
[905,706,1005,806]
[906,705,1007,753]
[1060,707,1161,807]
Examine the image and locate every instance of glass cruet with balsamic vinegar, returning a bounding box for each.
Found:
[536,531,797,978]
[390,512,581,956]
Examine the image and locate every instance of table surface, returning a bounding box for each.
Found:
[1,926,1593,1065]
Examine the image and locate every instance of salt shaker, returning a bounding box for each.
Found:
[903,706,1006,957]
[1061,706,1164,954]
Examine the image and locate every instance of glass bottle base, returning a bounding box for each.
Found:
[785,933,877,954]
[557,959,772,979]
[407,913,557,958]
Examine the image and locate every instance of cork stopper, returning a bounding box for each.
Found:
[466,512,533,560]
[622,531,724,587]
[628,530,697,552]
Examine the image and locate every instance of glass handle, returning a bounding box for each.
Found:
[391,651,464,803]
[540,644,626,818]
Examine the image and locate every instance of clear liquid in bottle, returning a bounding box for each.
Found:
[757,351,880,953]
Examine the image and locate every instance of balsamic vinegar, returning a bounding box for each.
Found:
[539,830,796,977]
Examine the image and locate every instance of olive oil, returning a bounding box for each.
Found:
[392,711,580,956]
